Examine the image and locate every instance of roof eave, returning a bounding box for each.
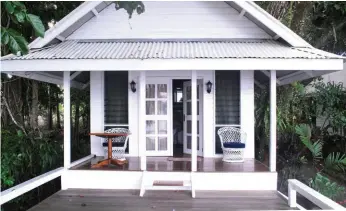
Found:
[29,1,103,49]
[2,58,343,72]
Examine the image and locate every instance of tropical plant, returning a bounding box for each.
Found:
[295,124,346,173]
[295,124,346,201]
[325,152,346,173]
[311,80,346,134]
[310,173,345,200]
[1,1,45,55]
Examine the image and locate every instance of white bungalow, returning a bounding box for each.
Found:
[1,1,345,210]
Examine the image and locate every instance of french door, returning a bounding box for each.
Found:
[145,78,172,156]
[183,80,203,156]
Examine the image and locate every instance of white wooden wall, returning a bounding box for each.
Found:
[67,1,271,40]
[90,70,254,159]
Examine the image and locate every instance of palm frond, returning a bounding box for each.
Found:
[311,140,323,160]
[295,124,323,162]
[324,152,346,172]
[295,124,311,143]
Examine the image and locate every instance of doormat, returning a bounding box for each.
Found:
[167,157,202,162]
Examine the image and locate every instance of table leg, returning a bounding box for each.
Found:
[91,136,128,168]
[108,138,112,162]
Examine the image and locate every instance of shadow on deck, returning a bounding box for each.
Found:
[28,189,293,211]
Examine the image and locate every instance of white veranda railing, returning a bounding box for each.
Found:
[0,154,94,205]
[288,179,345,210]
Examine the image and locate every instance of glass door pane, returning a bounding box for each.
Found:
[145,79,171,156]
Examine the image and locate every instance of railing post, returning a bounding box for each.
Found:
[288,181,297,208]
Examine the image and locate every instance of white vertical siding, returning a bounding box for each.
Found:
[201,71,214,158]
[90,71,104,156]
[128,71,139,156]
[321,68,346,85]
[67,1,271,40]
[240,71,255,159]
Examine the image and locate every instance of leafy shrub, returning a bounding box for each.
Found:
[1,129,63,211]
[310,173,345,200]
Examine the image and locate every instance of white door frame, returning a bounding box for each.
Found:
[142,74,205,157]
[183,80,203,156]
[144,77,173,156]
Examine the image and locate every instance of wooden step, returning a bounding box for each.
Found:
[153,181,184,186]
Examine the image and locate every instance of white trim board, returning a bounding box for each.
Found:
[231,1,311,47]
[2,58,343,72]
[63,170,277,191]
[3,71,85,89]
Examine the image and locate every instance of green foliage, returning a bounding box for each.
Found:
[325,152,346,172]
[295,124,346,173]
[1,129,63,211]
[1,1,45,55]
[1,28,29,54]
[310,173,345,200]
[295,124,323,163]
[312,81,346,132]
[25,14,45,37]
[1,129,63,190]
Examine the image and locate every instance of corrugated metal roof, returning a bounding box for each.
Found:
[3,40,343,60]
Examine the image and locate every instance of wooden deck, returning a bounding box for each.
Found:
[71,156,269,172]
[28,189,293,211]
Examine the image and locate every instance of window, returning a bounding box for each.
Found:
[104,71,129,153]
[215,70,240,154]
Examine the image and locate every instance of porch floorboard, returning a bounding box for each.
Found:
[71,157,269,172]
[28,189,293,211]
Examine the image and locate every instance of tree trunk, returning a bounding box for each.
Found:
[1,79,9,127]
[48,85,53,130]
[74,100,80,144]
[290,1,313,35]
[56,92,61,129]
[30,80,39,129]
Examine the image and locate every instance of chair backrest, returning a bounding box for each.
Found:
[217,127,246,144]
[104,128,130,143]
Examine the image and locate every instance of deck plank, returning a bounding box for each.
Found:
[28,189,292,211]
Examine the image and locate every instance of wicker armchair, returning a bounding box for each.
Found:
[102,128,130,160]
[217,127,247,162]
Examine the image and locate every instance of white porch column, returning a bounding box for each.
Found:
[62,71,71,190]
[270,70,277,172]
[191,70,197,172]
[90,71,104,156]
[139,71,146,170]
[240,70,255,159]
[63,71,71,169]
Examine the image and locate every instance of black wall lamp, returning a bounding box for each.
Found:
[206,81,213,94]
[130,80,136,93]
